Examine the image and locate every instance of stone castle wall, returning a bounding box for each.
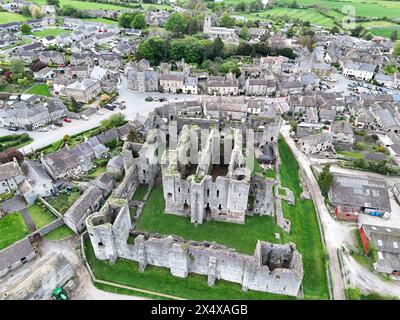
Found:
[86,198,303,297]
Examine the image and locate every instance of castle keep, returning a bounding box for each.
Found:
[161,125,251,224]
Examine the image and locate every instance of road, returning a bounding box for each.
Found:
[280,124,349,300]
[0,75,199,154]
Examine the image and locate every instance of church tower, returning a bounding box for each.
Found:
[203,15,212,33]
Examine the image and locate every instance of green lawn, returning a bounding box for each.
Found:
[278,138,329,300]
[44,224,75,240]
[81,17,118,25]
[0,212,30,250]
[26,84,52,97]
[32,28,71,38]
[87,165,107,179]
[46,190,82,214]
[28,204,56,229]
[337,151,364,159]
[0,12,28,24]
[132,184,148,201]
[31,0,170,11]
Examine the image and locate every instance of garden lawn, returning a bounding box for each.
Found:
[26,84,52,97]
[0,12,27,24]
[31,0,170,10]
[132,184,148,201]
[0,212,30,250]
[44,225,75,240]
[337,151,364,159]
[32,28,71,38]
[28,204,56,229]
[46,190,82,214]
[278,137,329,300]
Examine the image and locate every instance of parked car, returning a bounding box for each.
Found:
[81,115,89,121]
[54,121,63,127]
[8,126,18,131]
[49,124,57,130]
[38,127,49,132]
[63,118,72,123]
[96,109,104,115]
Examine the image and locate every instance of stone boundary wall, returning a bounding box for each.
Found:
[38,197,62,218]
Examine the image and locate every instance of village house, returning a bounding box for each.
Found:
[0,159,25,196]
[127,69,159,92]
[359,224,400,275]
[38,51,65,66]
[69,53,94,66]
[33,67,54,81]
[298,132,333,155]
[159,72,184,93]
[20,160,54,199]
[90,66,119,92]
[98,53,121,70]
[65,79,102,103]
[342,62,376,81]
[330,120,354,144]
[41,147,84,180]
[207,78,239,96]
[63,185,104,234]
[0,238,36,278]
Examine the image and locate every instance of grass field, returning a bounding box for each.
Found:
[26,84,52,97]
[132,184,148,201]
[32,28,71,38]
[0,12,28,24]
[28,204,56,229]
[46,190,82,214]
[0,212,30,250]
[278,138,329,299]
[44,224,75,240]
[81,17,118,25]
[31,0,170,11]
[232,0,400,38]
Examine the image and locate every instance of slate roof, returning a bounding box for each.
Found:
[64,186,102,224]
[0,238,35,271]
[42,148,80,177]
[329,173,391,211]
[0,161,23,181]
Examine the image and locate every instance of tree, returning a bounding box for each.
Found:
[46,0,60,7]
[0,148,24,164]
[137,37,168,66]
[394,41,400,56]
[218,12,235,28]
[317,164,333,197]
[213,37,224,58]
[69,97,80,113]
[330,26,340,34]
[118,12,136,28]
[21,6,31,17]
[9,59,25,78]
[364,32,373,41]
[239,25,250,40]
[101,113,126,129]
[132,13,146,30]
[390,30,398,42]
[165,13,186,34]
[31,5,44,19]
[20,23,31,35]
[355,142,366,151]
